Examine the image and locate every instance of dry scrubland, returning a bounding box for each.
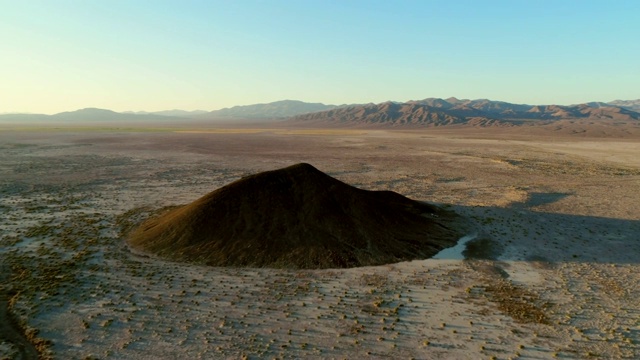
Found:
[0,126,639,359]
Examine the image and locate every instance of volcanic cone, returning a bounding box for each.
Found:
[127,163,467,268]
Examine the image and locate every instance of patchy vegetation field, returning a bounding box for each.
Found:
[1,127,639,359]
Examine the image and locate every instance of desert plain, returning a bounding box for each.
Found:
[0,124,639,359]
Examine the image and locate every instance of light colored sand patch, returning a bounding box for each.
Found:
[499,261,544,285]
[512,140,640,168]
[432,233,478,260]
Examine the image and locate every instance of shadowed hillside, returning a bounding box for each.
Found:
[127,163,467,268]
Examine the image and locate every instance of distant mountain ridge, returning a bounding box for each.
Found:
[608,99,640,112]
[123,109,208,117]
[0,108,186,123]
[200,100,337,119]
[287,98,640,127]
[1,99,639,129]
[0,100,338,123]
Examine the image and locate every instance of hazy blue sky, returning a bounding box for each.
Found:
[1,0,638,113]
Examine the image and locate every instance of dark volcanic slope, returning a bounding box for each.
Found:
[128,163,466,269]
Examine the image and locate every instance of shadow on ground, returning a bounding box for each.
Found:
[443,200,640,265]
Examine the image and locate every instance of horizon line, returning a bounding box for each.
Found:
[2,96,638,116]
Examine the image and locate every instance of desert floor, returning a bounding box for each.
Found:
[0,126,639,359]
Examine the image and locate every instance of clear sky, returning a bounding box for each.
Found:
[1,0,639,114]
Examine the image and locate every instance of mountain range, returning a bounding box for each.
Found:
[607,99,640,112]
[0,108,186,123]
[0,100,335,123]
[1,99,639,130]
[287,98,640,128]
[123,109,208,117]
[199,100,336,119]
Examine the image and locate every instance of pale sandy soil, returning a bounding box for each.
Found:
[0,127,639,359]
